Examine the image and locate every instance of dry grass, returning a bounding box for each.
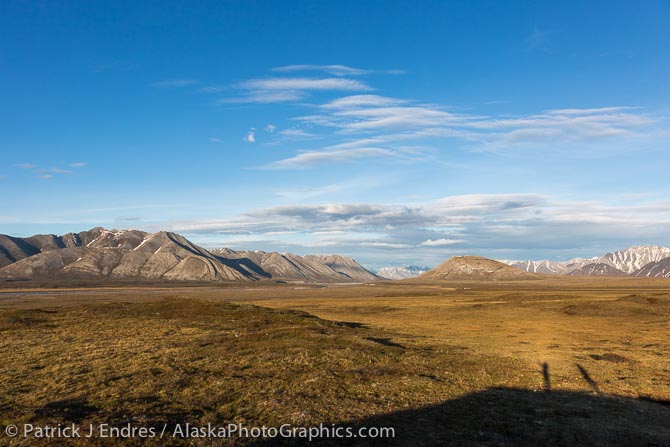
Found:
[0,278,669,445]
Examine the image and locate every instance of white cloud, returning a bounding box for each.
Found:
[223,76,372,104]
[267,147,399,169]
[265,124,278,133]
[245,131,256,143]
[238,77,371,92]
[198,85,225,93]
[14,164,77,179]
[209,137,222,143]
[272,64,370,76]
[419,238,465,246]
[361,242,413,249]
[150,79,200,88]
[280,128,316,138]
[221,90,306,104]
[322,95,407,109]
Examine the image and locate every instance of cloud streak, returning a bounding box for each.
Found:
[151,79,200,88]
[272,64,371,76]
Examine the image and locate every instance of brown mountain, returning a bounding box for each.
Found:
[0,228,379,283]
[418,256,539,280]
[568,263,627,277]
[0,227,106,268]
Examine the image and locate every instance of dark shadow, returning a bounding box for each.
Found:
[215,255,272,278]
[365,337,405,349]
[576,363,601,393]
[589,353,628,363]
[542,362,551,392]
[248,388,670,446]
[336,321,368,329]
[32,397,98,424]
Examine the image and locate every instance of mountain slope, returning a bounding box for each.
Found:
[0,227,117,268]
[211,250,380,282]
[419,256,539,280]
[504,258,597,275]
[304,254,380,281]
[568,263,627,277]
[634,258,670,278]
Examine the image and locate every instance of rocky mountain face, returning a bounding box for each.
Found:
[504,258,597,275]
[504,246,670,277]
[634,258,670,278]
[209,250,380,282]
[376,265,430,280]
[0,228,379,283]
[601,246,670,274]
[418,256,539,281]
[568,263,627,277]
[0,227,107,268]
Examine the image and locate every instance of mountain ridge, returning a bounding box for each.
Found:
[503,245,670,277]
[0,228,379,283]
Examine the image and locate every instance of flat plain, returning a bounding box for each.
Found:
[1,277,669,445]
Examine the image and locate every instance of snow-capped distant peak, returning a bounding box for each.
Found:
[505,245,670,276]
[376,265,430,280]
[601,245,670,274]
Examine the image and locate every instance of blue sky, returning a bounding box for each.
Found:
[2,0,670,268]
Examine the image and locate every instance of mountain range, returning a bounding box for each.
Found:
[503,245,670,277]
[3,229,670,282]
[0,228,380,283]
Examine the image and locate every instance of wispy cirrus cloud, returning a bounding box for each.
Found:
[240,77,371,92]
[272,64,371,76]
[272,64,406,77]
[266,147,399,169]
[155,65,664,169]
[15,162,85,180]
[222,77,372,104]
[296,93,659,156]
[419,238,466,246]
[151,79,200,88]
[279,128,316,139]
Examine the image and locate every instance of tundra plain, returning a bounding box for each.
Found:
[1,277,670,446]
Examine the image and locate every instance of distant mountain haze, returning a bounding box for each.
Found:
[376,266,431,280]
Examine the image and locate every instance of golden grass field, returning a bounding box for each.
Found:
[1,277,669,445]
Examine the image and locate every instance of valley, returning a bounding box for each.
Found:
[1,277,669,445]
